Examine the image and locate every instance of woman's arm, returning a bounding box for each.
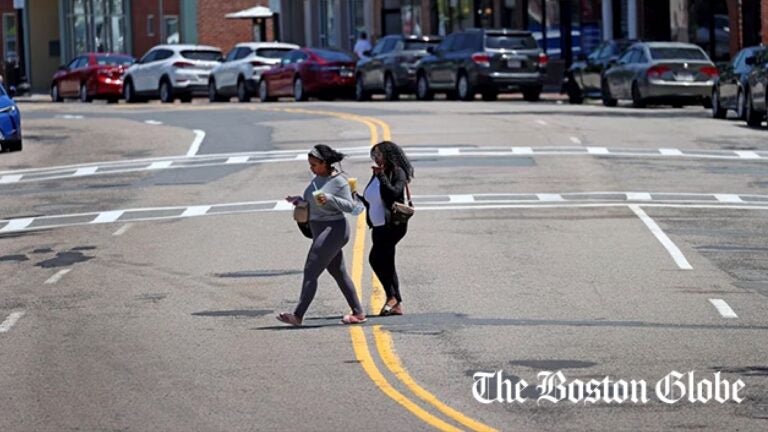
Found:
[376,166,406,202]
[324,180,362,213]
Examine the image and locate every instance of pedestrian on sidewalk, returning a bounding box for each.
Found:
[279,144,367,326]
[353,31,373,59]
[356,141,414,316]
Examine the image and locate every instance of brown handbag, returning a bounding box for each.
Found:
[293,202,312,238]
[390,183,414,226]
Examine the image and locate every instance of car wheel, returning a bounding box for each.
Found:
[481,91,498,101]
[745,90,763,127]
[355,75,370,101]
[237,78,251,103]
[737,89,746,120]
[631,82,645,108]
[1,139,22,152]
[457,73,474,101]
[601,79,617,107]
[294,77,307,102]
[259,79,275,102]
[159,79,174,103]
[567,80,584,104]
[51,83,63,102]
[522,85,541,102]
[79,83,92,103]
[416,74,433,101]
[208,80,224,102]
[384,74,399,101]
[123,79,138,103]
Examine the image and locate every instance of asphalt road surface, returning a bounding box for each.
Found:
[1,96,767,432]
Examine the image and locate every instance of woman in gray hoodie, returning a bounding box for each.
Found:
[278,144,366,326]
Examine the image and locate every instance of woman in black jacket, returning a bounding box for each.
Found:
[357,141,414,316]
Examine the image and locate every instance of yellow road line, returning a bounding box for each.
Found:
[374,327,498,432]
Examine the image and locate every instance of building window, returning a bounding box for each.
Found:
[434,0,472,36]
[319,0,337,48]
[164,16,179,44]
[147,15,155,37]
[3,13,17,62]
[66,0,126,58]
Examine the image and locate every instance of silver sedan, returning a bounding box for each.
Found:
[601,42,718,108]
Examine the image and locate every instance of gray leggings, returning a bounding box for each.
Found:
[294,218,364,318]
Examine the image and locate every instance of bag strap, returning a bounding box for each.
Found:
[405,182,413,207]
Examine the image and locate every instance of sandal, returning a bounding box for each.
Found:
[390,303,403,316]
[276,312,303,326]
[379,304,393,316]
[341,314,367,325]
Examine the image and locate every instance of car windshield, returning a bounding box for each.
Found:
[649,47,708,61]
[404,40,440,51]
[95,55,134,66]
[313,49,355,62]
[485,35,537,50]
[181,50,222,61]
[256,48,293,59]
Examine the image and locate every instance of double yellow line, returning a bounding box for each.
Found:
[263,106,495,431]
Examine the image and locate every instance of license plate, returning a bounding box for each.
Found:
[340,69,354,78]
[676,73,694,82]
[507,60,522,68]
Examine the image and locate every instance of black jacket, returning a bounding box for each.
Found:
[357,166,408,228]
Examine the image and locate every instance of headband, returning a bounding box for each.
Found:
[309,147,324,161]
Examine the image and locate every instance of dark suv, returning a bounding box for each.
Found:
[415,29,547,101]
[745,49,768,127]
[355,34,442,101]
[563,39,636,104]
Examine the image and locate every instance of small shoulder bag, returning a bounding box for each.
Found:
[390,182,414,226]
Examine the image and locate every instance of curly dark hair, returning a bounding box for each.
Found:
[372,141,413,181]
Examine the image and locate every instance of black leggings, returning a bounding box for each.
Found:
[369,224,408,303]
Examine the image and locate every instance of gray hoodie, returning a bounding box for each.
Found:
[303,174,361,221]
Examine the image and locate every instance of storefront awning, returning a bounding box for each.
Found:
[225,6,274,19]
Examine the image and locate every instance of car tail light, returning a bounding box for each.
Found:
[172,61,195,69]
[537,53,549,67]
[647,65,671,78]
[251,60,267,67]
[699,66,719,78]
[471,53,491,67]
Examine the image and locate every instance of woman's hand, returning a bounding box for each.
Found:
[316,193,328,206]
[285,196,304,205]
[371,164,383,175]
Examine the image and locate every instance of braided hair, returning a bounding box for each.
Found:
[373,141,413,181]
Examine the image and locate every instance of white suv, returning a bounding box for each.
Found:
[208,42,299,102]
[123,44,223,103]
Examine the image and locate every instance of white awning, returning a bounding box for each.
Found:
[225,6,274,19]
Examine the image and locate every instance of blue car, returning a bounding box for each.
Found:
[0,84,21,152]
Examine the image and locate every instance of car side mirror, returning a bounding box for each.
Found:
[577,53,587,62]
[363,50,372,57]
[746,56,756,66]
[58,64,68,71]
[426,46,435,54]
[8,86,16,98]
[219,56,225,63]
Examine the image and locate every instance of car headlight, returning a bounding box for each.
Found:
[0,105,17,113]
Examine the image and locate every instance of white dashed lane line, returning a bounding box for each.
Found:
[144,120,163,125]
[0,311,25,333]
[0,145,765,186]
[45,269,72,284]
[709,299,738,319]
[112,223,133,236]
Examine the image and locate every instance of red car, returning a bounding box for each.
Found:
[51,53,135,103]
[258,48,356,102]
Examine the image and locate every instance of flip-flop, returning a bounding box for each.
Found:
[341,314,367,325]
[276,312,302,326]
[379,304,393,316]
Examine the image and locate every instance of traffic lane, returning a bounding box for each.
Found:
[0,118,194,170]
[0,215,429,432]
[634,207,768,305]
[375,207,768,430]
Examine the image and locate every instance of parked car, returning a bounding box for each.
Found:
[601,42,718,108]
[414,28,547,102]
[258,48,356,102]
[355,34,442,101]
[563,39,636,104]
[51,53,134,103]
[0,83,21,152]
[744,49,768,127]
[208,42,299,103]
[123,44,223,103]
[712,46,766,119]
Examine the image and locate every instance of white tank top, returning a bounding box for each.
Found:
[364,177,387,227]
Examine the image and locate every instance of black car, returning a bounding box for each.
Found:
[563,39,636,104]
[745,49,768,127]
[355,35,442,101]
[415,28,546,101]
[712,46,766,119]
